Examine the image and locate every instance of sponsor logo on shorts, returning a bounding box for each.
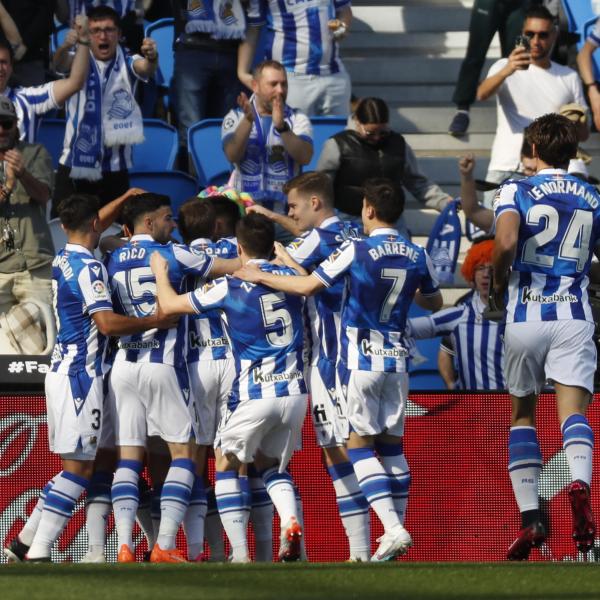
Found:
[360,340,408,358]
[252,369,303,384]
[117,340,161,350]
[521,287,578,304]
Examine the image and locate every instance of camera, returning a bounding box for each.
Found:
[514,35,531,70]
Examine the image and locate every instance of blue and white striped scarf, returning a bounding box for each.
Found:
[185,0,246,40]
[426,199,461,284]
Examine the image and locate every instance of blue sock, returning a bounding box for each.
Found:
[508,427,542,518]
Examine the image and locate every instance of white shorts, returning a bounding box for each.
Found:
[308,361,348,448]
[339,367,408,437]
[189,358,235,445]
[219,394,307,470]
[504,320,596,396]
[109,361,196,447]
[45,371,103,460]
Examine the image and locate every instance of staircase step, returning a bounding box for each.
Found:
[389,105,496,134]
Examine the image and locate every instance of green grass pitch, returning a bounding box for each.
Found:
[3,563,600,600]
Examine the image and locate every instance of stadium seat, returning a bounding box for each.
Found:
[35,119,66,169]
[411,336,443,371]
[409,369,446,391]
[188,119,232,187]
[133,119,178,171]
[51,23,70,55]
[145,18,174,91]
[128,170,199,215]
[306,116,347,171]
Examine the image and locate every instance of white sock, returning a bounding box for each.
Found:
[508,427,542,513]
[150,484,162,543]
[250,475,273,562]
[215,471,248,561]
[19,474,59,547]
[157,458,195,550]
[261,468,297,526]
[562,414,594,485]
[86,470,112,553]
[136,478,155,550]
[348,447,401,533]
[28,471,88,559]
[328,462,370,561]
[205,486,225,560]
[377,442,411,525]
[293,484,307,560]
[112,460,142,550]
[183,476,207,560]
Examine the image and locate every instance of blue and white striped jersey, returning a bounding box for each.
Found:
[286,215,358,366]
[188,260,306,408]
[313,228,439,372]
[60,49,144,173]
[247,0,350,76]
[494,169,600,324]
[409,294,505,390]
[6,85,58,143]
[106,234,214,367]
[50,243,113,377]
[186,237,238,363]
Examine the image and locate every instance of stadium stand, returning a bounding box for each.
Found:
[187,119,232,187]
[132,119,179,171]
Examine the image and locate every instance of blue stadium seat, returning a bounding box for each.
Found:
[35,118,66,169]
[411,336,442,372]
[409,369,446,391]
[188,119,232,187]
[133,119,178,171]
[51,23,70,55]
[128,171,198,216]
[562,0,595,49]
[306,116,347,171]
[145,18,174,90]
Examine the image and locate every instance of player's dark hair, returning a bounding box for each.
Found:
[177,198,216,245]
[524,5,555,25]
[520,137,534,159]
[58,194,100,231]
[122,193,171,228]
[236,213,274,259]
[211,196,241,237]
[283,171,334,208]
[355,97,389,125]
[87,5,122,28]
[363,178,404,223]
[524,113,578,169]
[253,59,286,79]
[0,40,14,64]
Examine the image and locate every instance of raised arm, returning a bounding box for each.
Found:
[237,25,261,91]
[458,154,494,232]
[273,96,313,166]
[0,1,26,60]
[234,263,323,296]
[577,39,600,131]
[132,37,159,79]
[223,93,254,164]
[93,307,177,336]
[477,48,529,101]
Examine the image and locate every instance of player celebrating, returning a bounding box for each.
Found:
[105,193,238,563]
[150,213,308,563]
[235,179,442,561]
[493,113,600,560]
[20,194,174,562]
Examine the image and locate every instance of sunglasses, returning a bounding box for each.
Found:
[523,30,551,40]
[0,120,15,130]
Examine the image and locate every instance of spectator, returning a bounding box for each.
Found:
[0,0,54,86]
[171,0,246,166]
[238,0,352,117]
[222,60,313,237]
[576,17,600,133]
[51,5,158,214]
[476,5,586,206]
[448,0,530,137]
[317,97,452,228]
[408,239,505,391]
[0,17,91,143]
[0,96,54,315]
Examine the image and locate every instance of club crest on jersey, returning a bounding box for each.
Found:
[327,247,343,263]
[288,238,304,251]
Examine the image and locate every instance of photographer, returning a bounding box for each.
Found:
[0,96,54,316]
[476,5,585,207]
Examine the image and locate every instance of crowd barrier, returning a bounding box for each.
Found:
[1,390,599,563]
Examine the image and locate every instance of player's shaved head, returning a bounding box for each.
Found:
[122,193,172,229]
[236,213,274,259]
[363,178,404,224]
[57,194,100,232]
[177,198,216,245]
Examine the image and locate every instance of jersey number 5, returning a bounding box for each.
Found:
[260,292,293,347]
[522,205,592,272]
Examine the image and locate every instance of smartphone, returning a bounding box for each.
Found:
[514,35,531,69]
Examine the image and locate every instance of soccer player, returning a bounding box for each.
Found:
[19,193,174,562]
[493,113,600,560]
[150,213,308,563]
[234,179,443,561]
[105,193,238,563]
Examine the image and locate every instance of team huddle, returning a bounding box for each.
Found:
[4,112,600,564]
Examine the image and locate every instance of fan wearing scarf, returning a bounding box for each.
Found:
[52,5,157,214]
[221,59,313,239]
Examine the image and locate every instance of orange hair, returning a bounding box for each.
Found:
[460,239,494,283]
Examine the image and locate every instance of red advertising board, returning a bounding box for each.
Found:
[1,393,598,562]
